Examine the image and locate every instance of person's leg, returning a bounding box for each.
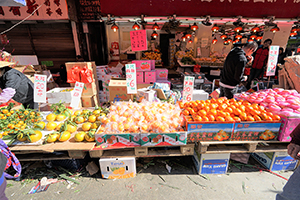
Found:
[219,86,225,97]
[0,178,8,200]
[276,166,300,200]
[247,68,256,89]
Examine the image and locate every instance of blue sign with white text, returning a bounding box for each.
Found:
[201,159,228,174]
[271,156,298,171]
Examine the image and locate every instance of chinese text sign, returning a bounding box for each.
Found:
[266,46,279,76]
[130,30,147,51]
[125,64,137,94]
[70,82,84,108]
[34,74,47,103]
[183,76,194,101]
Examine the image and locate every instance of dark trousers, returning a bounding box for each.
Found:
[22,100,38,110]
[246,68,264,89]
[219,86,236,99]
[0,178,8,200]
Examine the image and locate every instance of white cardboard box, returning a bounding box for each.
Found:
[252,152,298,171]
[137,88,156,102]
[46,87,73,104]
[99,157,136,179]
[193,152,230,174]
[192,90,209,101]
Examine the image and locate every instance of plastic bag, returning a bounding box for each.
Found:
[67,66,81,83]
[80,67,94,83]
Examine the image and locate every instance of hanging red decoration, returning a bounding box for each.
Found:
[211,24,219,32]
[111,22,119,32]
[132,22,140,30]
[188,39,193,44]
[256,36,263,41]
[270,25,280,33]
[212,37,218,44]
[220,34,227,40]
[234,26,243,33]
[151,31,158,38]
[182,35,187,42]
[248,39,254,42]
[250,35,257,40]
[251,26,260,33]
[290,32,297,37]
[191,22,198,31]
[235,34,242,39]
[227,38,233,43]
[185,33,192,39]
[152,22,159,31]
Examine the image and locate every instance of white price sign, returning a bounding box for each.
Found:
[34,74,47,103]
[125,64,137,94]
[183,76,194,101]
[70,82,84,108]
[266,46,279,76]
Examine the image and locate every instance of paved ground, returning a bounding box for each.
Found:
[4,156,293,200]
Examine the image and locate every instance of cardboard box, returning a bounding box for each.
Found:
[137,88,156,102]
[193,152,230,174]
[140,132,187,146]
[186,119,233,142]
[136,71,144,84]
[95,133,141,147]
[278,117,300,142]
[99,157,136,179]
[46,87,73,103]
[252,152,298,171]
[70,82,98,97]
[81,95,99,107]
[193,90,209,101]
[155,68,168,80]
[155,80,171,88]
[231,121,281,141]
[132,60,151,71]
[144,71,156,84]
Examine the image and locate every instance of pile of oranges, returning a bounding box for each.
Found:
[179,97,281,122]
[101,101,184,133]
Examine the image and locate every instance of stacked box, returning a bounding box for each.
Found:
[99,157,136,179]
[231,121,281,141]
[193,152,230,174]
[46,87,73,103]
[98,72,122,102]
[95,133,141,147]
[252,152,298,171]
[134,60,156,84]
[278,117,300,142]
[155,68,168,80]
[140,132,187,146]
[169,39,176,66]
[155,80,171,88]
[96,65,108,79]
[186,119,234,142]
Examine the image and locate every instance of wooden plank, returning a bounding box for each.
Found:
[135,147,148,156]
[180,144,194,155]
[244,142,258,152]
[68,150,87,159]
[89,150,104,158]
[15,153,71,161]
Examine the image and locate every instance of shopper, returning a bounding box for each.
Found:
[219,42,258,99]
[0,151,8,200]
[0,58,37,109]
[246,39,272,89]
[276,123,300,200]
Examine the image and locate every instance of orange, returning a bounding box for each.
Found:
[198,110,207,116]
[203,106,210,112]
[246,116,255,121]
[208,109,217,116]
[239,112,247,121]
[207,115,215,122]
[253,115,262,121]
[224,107,233,114]
[239,105,246,112]
[266,116,273,121]
[233,116,241,122]
[259,113,268,121]
[218,103,228,110]
[225,116,235,122]
[182,110,190,116]
[193,116,202,122]
[202,116,209,122]
[118,167,125,175]
[272,115,281,121]
[216,116,225,122]
[210,103,218,109]
[233,108,242,116]
[217,111,227,118]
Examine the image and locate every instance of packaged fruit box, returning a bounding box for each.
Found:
[140,131,187,146]
[95,132,141,147]
[186,118,234,142]
[231,121,281,141]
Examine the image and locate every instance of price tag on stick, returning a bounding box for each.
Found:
[34,74,47,103]
[125,64,137,94]
[183,76,194,101]
[70,82,84,108]
[266,45,279,76]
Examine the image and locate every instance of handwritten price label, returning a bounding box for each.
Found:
[70,82,84,108]
[183,76,194,102]
[266,45,279,76]
[130,30,147,52]
[34,74,47,103]
[125,64,137,94]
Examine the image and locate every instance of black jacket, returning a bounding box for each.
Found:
[0,67,34,104]
[220,47,247,87]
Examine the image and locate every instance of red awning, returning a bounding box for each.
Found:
[100,0,300,19]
